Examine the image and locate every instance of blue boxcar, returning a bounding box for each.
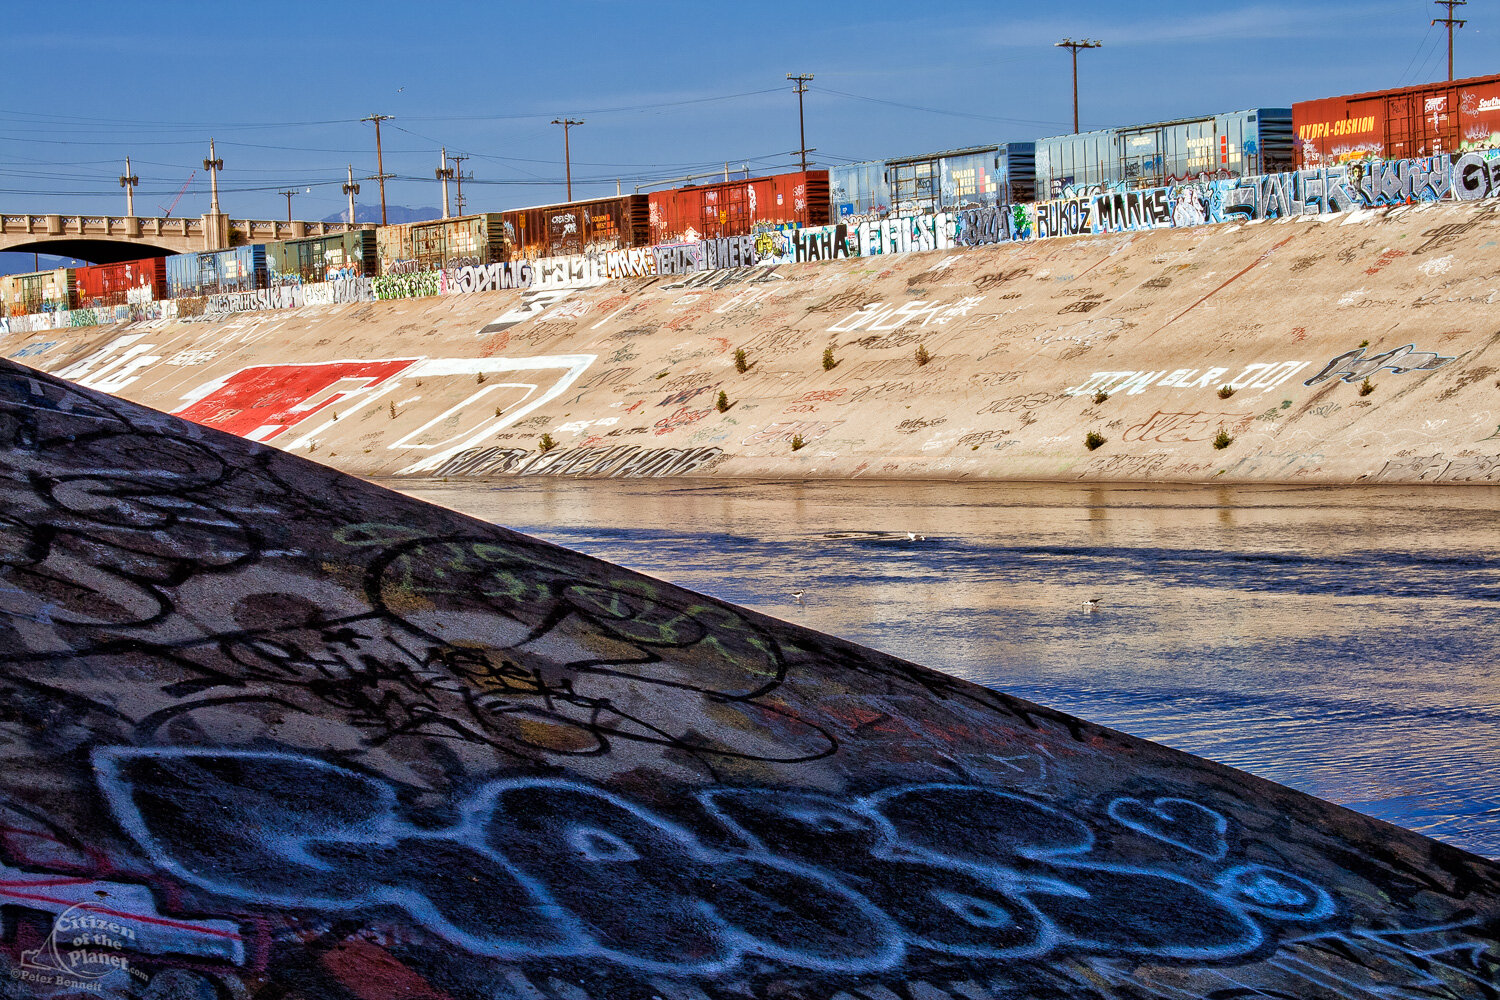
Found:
[831,143,1036,220]
[166,245,268,298]
[1034,109,1294,197]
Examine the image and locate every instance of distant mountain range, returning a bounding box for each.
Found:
[321,205,442,225]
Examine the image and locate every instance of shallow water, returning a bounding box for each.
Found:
[385,478,1500,858]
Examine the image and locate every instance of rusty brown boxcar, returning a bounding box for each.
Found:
[647,171,830,244]
[499,195,649,260]
[1294,72,1500,166]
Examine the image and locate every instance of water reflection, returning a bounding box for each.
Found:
[385,478,1500,858]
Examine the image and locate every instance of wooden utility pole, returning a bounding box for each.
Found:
[362,114,393,225]
[1055,39,1102,134]
[1432,0,1467,81]
[450,154,469,216]
[551,119,583,201]
[787,73,814,171]
[278,190,296,223]
[119,157,138,217]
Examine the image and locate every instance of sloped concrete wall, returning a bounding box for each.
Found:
[0,359,1495,998]
[4,201,1500,484]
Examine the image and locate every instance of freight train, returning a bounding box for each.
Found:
[5,71,1500,316]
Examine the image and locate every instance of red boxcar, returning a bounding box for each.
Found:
[74,256,168,307]
[648,171,830,244]
[1294,72,1500,166]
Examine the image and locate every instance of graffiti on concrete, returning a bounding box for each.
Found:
[1303,343,1457,386]
[0,362,1496,999]
[432,443,724,478]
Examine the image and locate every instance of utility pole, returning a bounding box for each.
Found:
[435,147,455,219]
[362,113,393,225]
[119,156,138,217]
[203,138,224,213]
[551,119,583,201]
[1055,39,1103,133]
[278,189,298,223]
[1433,0,1467,81]
[342,164,360,224]
[787,73,814,171]
[450,154,469,215]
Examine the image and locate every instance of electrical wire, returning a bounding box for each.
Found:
[818,87,1070,129]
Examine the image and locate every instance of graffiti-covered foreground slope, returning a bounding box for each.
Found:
[0,359,1495,999]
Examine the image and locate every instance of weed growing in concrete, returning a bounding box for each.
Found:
[655,369,669,379]
[494,406,504,417]
[915,344,931,366]
[1359,339,1370,347]
[539,433,557,453]
[476,372,487,384]
[388,400,396,419]
[1213,428,1233,449]
[791,434,806,451]
[734,348,749,373]
[1359,378,1375,396]
[1092,390,1109,405]
[716,391,730,412]
[1084,431,1105,451]
[822,347,837,371]
[1217,385,1235,399]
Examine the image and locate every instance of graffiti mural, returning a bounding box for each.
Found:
[1303,343,1457,385]
[0,361,1495,997]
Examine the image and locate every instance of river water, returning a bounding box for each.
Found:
[387,478,1500,859]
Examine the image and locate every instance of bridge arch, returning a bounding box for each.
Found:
[0,235,180,264]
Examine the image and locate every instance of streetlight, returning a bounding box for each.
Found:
[203,138,224,213]
[1055,39,1102,134]
[342,164,360,224]
[435,148,455,219]
[787,73,814,172]
[551,119,583,202]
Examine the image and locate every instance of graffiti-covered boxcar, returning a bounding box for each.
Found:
[500,195,649,260]
[1294,73,1500,166]
[831,145,1036,221]
[376,215,510,272]
[648,171,830,244]
[74,257,167,308]
[266,230,377,285]
[1,268,75,315]
[166,246,267,298]
[1035,109,1293,196]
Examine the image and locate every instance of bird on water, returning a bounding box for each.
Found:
[791,590,805,604]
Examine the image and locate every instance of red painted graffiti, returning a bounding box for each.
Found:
[174,359,419,441]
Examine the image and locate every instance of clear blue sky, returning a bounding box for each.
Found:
[1,0,1494,223]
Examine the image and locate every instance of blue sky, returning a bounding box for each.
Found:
[2,0,1495,224]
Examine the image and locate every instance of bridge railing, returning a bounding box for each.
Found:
[0,214,367,243]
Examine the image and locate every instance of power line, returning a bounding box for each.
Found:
[818,87,1070,129]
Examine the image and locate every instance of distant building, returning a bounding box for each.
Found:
[1034,110,1294,197]
[830,144,1036,220]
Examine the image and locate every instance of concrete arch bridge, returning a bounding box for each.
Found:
[0,212,371,263]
